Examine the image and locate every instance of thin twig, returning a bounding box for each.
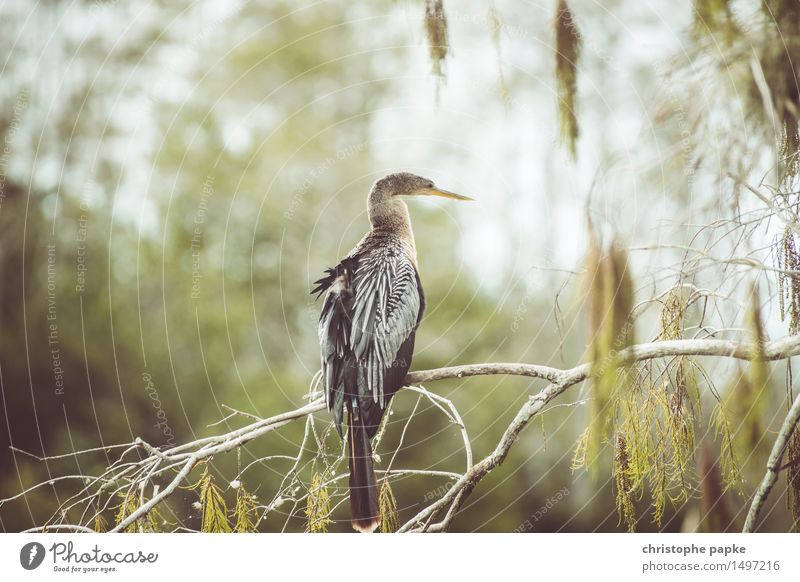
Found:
[9,334,800,533]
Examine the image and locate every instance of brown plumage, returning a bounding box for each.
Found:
[313,172,472,532]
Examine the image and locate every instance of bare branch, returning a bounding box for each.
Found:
[9,333,800,533]
[743,387,800,532]
[405,363,565,384]
[400,335,800,532]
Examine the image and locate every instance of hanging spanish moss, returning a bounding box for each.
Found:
[197,466,232,533]
[583,226,635,468]
[379,480,399,533]
[114,492,137,533]
[710,398,745,494]
[726,286,770,464]
[488,2,510,107]
[691,0,739,44]
[776,226,800,334]
[659,290,699,497]
[754,0,800,182]
[93,511,107,533]
[424,0,449,81]
[582,225,607,470]
[488,2,502,53]
[746,285,769,437]
[616,355,701,527]
[554,0,582,159]
[113,490,162,532]
[613,434,637,532]
[233,485,258,533]
[577,274,748,529]
[305,472,333,533]
[682,0,800,184]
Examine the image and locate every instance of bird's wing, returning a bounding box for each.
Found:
[314,246,423,434]
[315,256,359,433]
[348,246,422,408]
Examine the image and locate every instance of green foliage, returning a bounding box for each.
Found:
[570,428,589,472]
[692,0,739,44]
[659,288,686,342]
[424,0,449,79]
[710,401,745,494]
[584,228,607,469]
[776,226,800,334]
[616,370,651,500]
[584,228,635,469]
[613,434,637,532]
[727,287,770,462]
[379,480,399,533]
[615,358,701,528]
[305,472,333,533]
[688,0,800,182]
[3,0,797,535]
[663,363,698,498]
[579,279,750,530]
[233,485,259,533]
[113,490,162,533]
[196,467,232,533]
[554,0,582,159]
[655,292,700,518]
[656,378,693,522]
[754,0,800,181]
[93,512,107,533]
[114,493,138,534]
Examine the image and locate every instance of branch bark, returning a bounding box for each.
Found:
[743,386,800,532]
[400,335,800,532]
[11,334,800,533]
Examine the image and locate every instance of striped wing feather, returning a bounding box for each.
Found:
[316,246,424,437]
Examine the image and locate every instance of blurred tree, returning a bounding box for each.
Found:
[2,0,800,534]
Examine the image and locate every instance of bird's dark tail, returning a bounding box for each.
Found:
[347,410,380,533]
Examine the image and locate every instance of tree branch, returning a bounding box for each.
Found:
[9,334,800,533]
[743,386,800,532]
[400,335,800,532]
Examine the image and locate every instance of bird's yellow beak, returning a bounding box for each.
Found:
[415,187,475,201]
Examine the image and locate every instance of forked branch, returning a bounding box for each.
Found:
[6,334,800,533]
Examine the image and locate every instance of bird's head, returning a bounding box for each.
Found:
[367,172,473,228]
[372,172,473,201]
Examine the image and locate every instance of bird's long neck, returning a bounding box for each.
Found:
[367,198,417,263]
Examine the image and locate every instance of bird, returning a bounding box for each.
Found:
[312,172,473,532]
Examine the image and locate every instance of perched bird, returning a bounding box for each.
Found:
[312,172,473,532]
